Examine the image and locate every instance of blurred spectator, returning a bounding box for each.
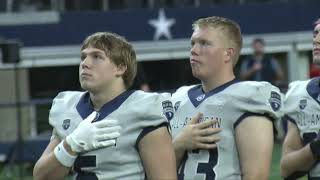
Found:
[19,0,39,12]
[239,38,284,85]
[18,0,50,12]
[131,63,151,91]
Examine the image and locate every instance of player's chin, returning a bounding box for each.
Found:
[80,82,93,91]
[313,55,320,64]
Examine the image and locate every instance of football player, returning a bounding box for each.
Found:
[170,16,283,180]
[33,32,177,180]
[280,18,320,179]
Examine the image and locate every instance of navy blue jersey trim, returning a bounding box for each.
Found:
[233,112,274,129]
[284,115,297,126]
[76,90,135,121]
[76,92,94,120]
[76,173,98,180]
[74,156,98,180]
[306,77,320,106]
[74,155,96,169]
[135,122,169,152]
[178,153,188,180]
[188,78,240,107]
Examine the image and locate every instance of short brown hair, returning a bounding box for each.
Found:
[81,32,137,88]
[192,16,243,66]
[252,38,265,45]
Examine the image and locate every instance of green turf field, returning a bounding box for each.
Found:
[271,142,307,180]
[271,142,283,180]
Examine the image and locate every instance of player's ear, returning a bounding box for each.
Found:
[115,64,127,77]
[224,48,235,63]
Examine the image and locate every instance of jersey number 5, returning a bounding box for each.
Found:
[74,155,98,180]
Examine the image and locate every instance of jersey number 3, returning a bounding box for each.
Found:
[178,149,218,180]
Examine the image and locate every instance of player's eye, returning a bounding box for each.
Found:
[314,30,319,38]
[92,54,103,60]
[191,40,195,46]
[80,54,86,61]
[199,40,210,46]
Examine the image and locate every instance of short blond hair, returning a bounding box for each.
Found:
[81,32,137,88]
[315,18,320,25]
[192,16,243,66]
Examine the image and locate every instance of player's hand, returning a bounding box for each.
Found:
[173,112,221,151]
[66,111,121,153]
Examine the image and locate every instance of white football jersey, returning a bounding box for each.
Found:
[170,79,283,180]
[284,77,320,178]
[49,90,172,180]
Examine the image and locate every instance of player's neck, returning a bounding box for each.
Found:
[202,73,235,93]
[89,82,126,111]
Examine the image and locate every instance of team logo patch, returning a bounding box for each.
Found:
[196,94,205,102]
[174,101,181,111]
[269,91,281,111]
[162,100,174,121]
[299,99,307,110]
[62,119,71,130]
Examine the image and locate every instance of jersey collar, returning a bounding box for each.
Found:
[76,90,135,121]
[188,78,240,107]
[306,77,320,105]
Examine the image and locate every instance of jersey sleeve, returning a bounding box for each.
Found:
[48,91,83,139]
[233,81,284,122]
[283,81,305,125]
[48,92,66,138]
[134,92,173,149]
[136,92,172,127]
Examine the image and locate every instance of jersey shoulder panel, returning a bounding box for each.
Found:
[284,80,310,119]
[49,91,85,136]
[130,91,172,126]
[227,81,284,119]
[286,80,309,98]
[172,85,197,100]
